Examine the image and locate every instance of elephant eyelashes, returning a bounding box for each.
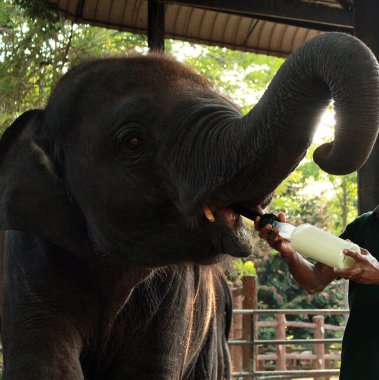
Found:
[112,127,148,161]
[115,127,145,149]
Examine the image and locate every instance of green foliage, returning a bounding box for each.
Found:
[271,143,358,234]
[228,259,256,282]
[1,1,69,127]
[0,0,147,130]
[166,40,284,113]
[13,0,60,23]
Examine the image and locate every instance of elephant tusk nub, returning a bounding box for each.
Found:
[203,205,215,223]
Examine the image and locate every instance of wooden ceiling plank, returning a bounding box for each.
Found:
[163,0,354,31]
[47,0,327,57]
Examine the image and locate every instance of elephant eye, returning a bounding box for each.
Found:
[127,137,141,147]
[113,124,148,158]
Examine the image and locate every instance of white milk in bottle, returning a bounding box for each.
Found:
[289,224,357,269]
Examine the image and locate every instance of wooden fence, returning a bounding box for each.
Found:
[229,275,349,379]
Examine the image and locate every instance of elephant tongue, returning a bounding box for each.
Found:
[215,208,239,229]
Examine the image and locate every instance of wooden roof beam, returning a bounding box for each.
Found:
[164,0,354,32]
[336,0,353,11]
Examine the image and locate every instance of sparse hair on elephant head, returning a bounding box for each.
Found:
[0,32,379,266]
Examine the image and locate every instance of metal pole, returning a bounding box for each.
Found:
[148,0,165,52]
[354,0,379,213]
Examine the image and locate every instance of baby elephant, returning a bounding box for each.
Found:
[0,32,379,379]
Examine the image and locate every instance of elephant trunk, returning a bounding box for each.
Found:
[170,33,379,216]
[247,32,379,171]
[228,33,379,209]
[220,33,379,209]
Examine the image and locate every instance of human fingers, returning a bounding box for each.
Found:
[278,213,286,222]
[334,266,362,280]
[254,216,260,231]
[267,228,286,248]
[343,248,365,262]
[334,267,353,279]
[258,224,273,239]
[360,248,369,256]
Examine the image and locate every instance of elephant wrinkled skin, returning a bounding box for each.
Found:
[0,33,379,379]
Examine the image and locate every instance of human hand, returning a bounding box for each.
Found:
[254,212,296,259]
[334,247,379,284]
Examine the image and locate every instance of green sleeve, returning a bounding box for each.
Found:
[340,221,357,241]
[339,212,373,243]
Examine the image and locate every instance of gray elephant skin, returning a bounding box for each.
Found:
[0,32,379,379]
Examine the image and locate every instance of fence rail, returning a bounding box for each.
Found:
[229,338,343,345]
[229,275,348,380]
[233,309,349,315]
[232,369,341,379]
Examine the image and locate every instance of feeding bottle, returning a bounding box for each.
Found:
[232,206,357,269]
[273,221,357,269]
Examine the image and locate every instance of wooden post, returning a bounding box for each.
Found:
[148,0,165,52]
[230,288,243,372]
[354,0,379,213]
[0,231,4,334]
[314,315,325,380]
[275,314,287,370]
[242,275,257,375]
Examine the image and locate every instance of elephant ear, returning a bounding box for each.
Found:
[0,110,92,257]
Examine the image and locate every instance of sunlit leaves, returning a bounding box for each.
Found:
[0,0,147,130]
[228,259,256,281]
[166,40,284,113]
[270,142,357,234]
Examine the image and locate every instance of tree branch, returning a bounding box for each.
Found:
[62,21,74,66]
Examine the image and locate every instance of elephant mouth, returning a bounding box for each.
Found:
[196,204,255,258]
[202,203,263,229]
[215,208,240,229]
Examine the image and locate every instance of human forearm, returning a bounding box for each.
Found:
[283,252,335,293]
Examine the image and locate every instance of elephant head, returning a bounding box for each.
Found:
[0,32,378,267]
